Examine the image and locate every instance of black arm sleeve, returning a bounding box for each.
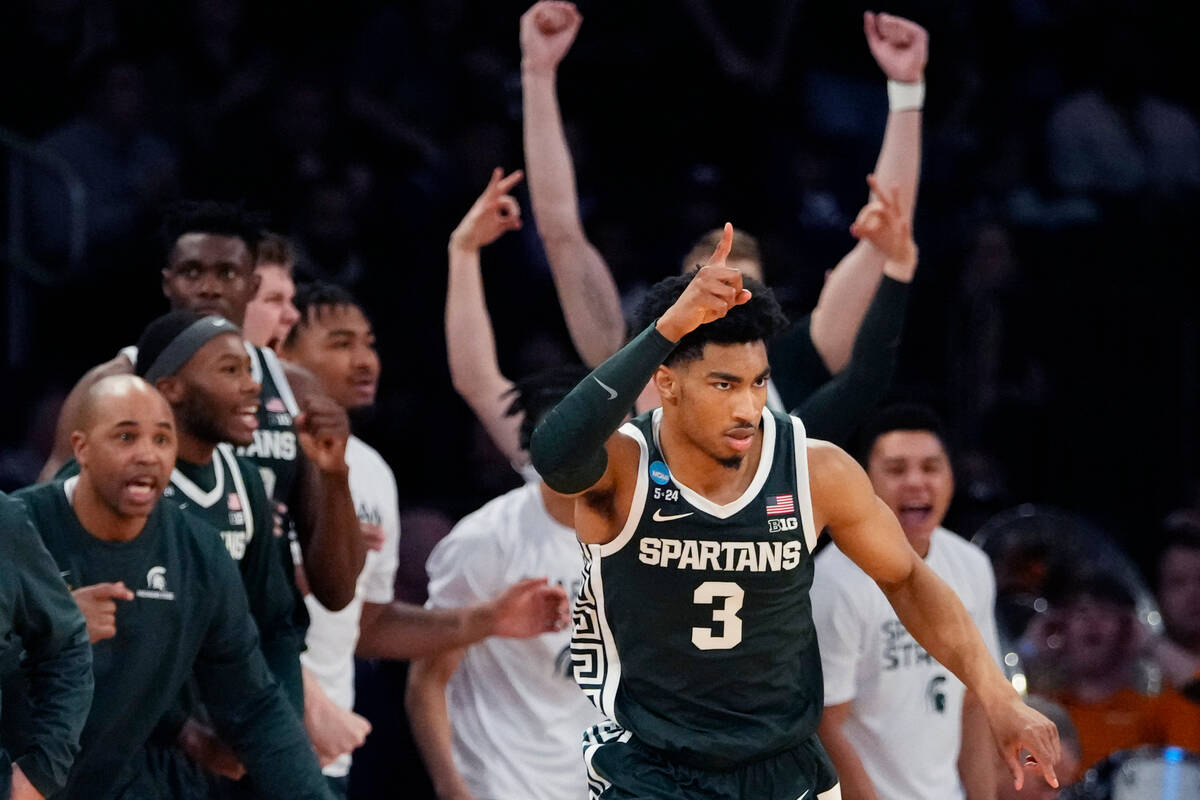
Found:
[6,506,93,798]
[794,276,911,444]
[767,314,834,411]
[193,544,331,800]
[530,323,677,494]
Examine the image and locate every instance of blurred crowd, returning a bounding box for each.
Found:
[2,0,1200,798]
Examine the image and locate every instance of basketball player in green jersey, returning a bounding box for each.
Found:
[530,225,1062,799]
[40,201,364,614]
[135,310,307,710]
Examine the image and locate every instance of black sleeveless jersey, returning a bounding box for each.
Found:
[572,408,824,768]
[163,445,299,658]
[234,345,301,504]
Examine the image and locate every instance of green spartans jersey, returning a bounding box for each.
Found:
[163,444,302,709]
[234,345,301,503]
[572,408,823,768]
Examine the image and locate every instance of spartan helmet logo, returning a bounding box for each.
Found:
[147,566,168,591]
[925,675,947,714]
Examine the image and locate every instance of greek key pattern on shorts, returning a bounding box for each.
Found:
[582,720,631,800]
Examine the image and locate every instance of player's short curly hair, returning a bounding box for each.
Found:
[631,270,789,367]
[162,200,267,260]
[285,281,363,348]
[505,365,592,453]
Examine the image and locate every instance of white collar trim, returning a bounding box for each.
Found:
[651,407,776,520]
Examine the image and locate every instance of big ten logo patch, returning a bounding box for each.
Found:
[768,516,799,533]
[881,619,934,671]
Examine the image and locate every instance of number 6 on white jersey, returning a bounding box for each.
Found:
[692,581,744,650]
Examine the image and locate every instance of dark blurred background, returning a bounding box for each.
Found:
[2,0,1199,582]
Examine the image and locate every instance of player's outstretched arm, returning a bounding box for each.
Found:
[446,168,525,468]
[808,12,925,374]
[356,578,568,661]
[959,690,1000,800]
[809,440,1062,793]
[530,225,748,505]
[520,1,624,367]
[406,648,477,800]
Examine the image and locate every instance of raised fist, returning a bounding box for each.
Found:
[865,12,928,84]
[295,395,350,476]
[520,1,583,74]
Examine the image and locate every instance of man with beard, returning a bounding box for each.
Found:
[10,375,333,800]
[529,227,1061,799]
[40,201,364,617]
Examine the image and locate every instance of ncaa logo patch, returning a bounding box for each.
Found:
[649,460,671,486]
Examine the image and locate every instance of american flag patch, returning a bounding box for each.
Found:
[266,397,286,413]
[765,493,794,515]
[227,493,242,511]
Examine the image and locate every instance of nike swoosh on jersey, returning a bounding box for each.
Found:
[593,376,618,400]
[652,509,693,522]
[795,791,810,800]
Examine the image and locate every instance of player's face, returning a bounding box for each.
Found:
[76,387,177,518]
[162,233,259,324]
[867,431,954,556]
[171,333,261,447]
[663,342,770,468]
[1062,597,1131,679]
[1159,546,1200,642]
[283,304,380,410]
[242,265,299,350]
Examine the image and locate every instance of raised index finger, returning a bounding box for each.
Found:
[705,222,734,268]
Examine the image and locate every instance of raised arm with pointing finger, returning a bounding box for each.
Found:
[530,227,1062,798]
[520,1,625,368]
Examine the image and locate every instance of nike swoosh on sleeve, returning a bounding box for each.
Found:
[593,376,618,400]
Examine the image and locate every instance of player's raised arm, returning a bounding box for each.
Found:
[530,225,748,507]
[446,168,526,467]
[808,12,926,373]
[520,1,625,367]
[808,440,1062,793]
[794,176,916,442]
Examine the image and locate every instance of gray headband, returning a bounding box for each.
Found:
[143,316,242,383]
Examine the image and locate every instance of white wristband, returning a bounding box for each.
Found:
[887,79,925,112]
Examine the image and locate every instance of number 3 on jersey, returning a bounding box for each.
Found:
[691,581,744,650]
